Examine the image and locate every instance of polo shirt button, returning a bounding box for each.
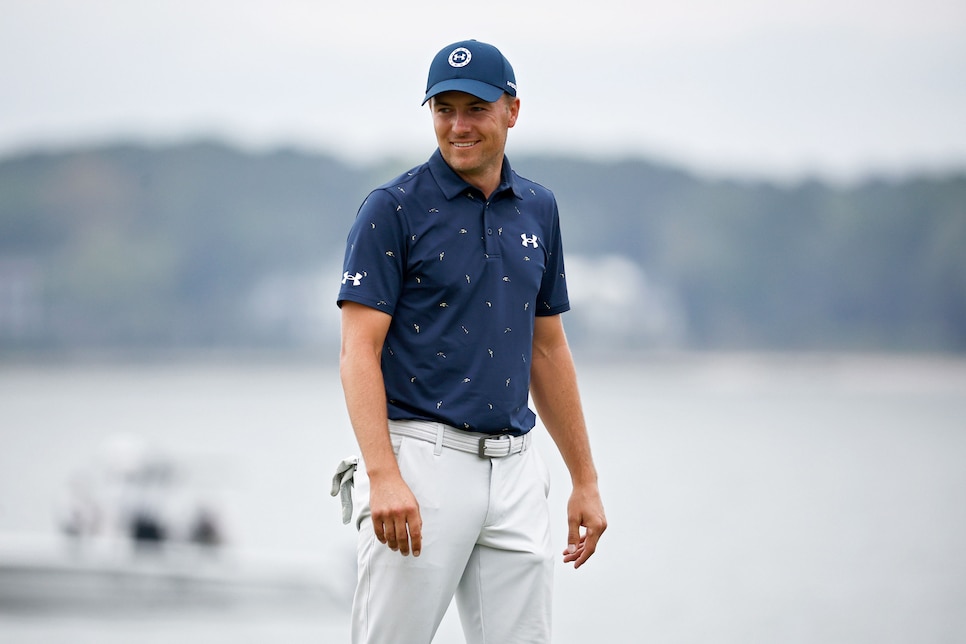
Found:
[487,228,493,235]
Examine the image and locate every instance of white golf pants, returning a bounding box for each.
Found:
[351,419,554,644]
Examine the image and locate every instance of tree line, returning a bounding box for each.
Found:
[1,141,963,355]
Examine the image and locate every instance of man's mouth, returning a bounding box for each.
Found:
[452,141,477,149]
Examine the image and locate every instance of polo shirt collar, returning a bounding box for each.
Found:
[428,149,523,201]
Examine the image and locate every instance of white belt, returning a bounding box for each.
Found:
[389,419,530,458]
[331,422,531,527]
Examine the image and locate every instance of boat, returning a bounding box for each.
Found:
[1,433,352,616]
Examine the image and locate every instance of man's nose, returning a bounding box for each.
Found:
[452,110,472,132]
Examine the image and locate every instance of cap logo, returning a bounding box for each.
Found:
[448,47,471,68]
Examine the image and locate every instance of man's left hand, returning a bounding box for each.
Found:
[562,484,607,569]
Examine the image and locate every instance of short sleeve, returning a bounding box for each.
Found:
[337,189,408,315]
[535,197,570,316]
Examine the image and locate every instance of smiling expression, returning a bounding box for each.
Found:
[430,91,520,197]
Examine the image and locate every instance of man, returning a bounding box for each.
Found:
[337,39,606,644]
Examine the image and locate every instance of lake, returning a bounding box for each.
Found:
[1,352,965,643]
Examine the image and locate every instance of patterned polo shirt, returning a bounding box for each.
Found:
[337,149,570,435]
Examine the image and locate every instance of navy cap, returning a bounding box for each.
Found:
[423,40,517,105]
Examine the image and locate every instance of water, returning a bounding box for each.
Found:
[1,353,965,643]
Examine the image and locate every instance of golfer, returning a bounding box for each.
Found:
[337,39,607,644]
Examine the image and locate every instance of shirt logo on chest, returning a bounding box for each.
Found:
[521,234,539,248]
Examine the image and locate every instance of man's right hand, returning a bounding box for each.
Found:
[340,302,422,556]
[368,473,422,557]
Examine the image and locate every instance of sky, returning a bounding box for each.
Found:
[2,0,965,182]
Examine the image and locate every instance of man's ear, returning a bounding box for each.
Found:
[507,97,521,128]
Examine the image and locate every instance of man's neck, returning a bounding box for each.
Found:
[455,163,504,200]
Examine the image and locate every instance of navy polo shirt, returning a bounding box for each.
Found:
[337,149,570,435]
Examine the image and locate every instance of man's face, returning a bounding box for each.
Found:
[430,91,520,187]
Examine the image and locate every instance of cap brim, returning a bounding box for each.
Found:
[422,79,506,105]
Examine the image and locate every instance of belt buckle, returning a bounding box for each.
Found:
[478,435,512,458]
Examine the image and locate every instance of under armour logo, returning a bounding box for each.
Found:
[521,234,539,248]
[448,47,471,68]
[342,271,363,286]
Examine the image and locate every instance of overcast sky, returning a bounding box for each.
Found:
[2,0,965,181]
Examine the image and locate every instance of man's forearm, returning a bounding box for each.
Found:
[531,325,607,568]
[340,327,423,557]
[530,341,598,486]
[340,335,399,480]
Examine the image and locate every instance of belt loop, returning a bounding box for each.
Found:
[434,423,444,456]
[520,433,529,453]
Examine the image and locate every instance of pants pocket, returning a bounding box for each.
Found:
[395,436,441,509]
